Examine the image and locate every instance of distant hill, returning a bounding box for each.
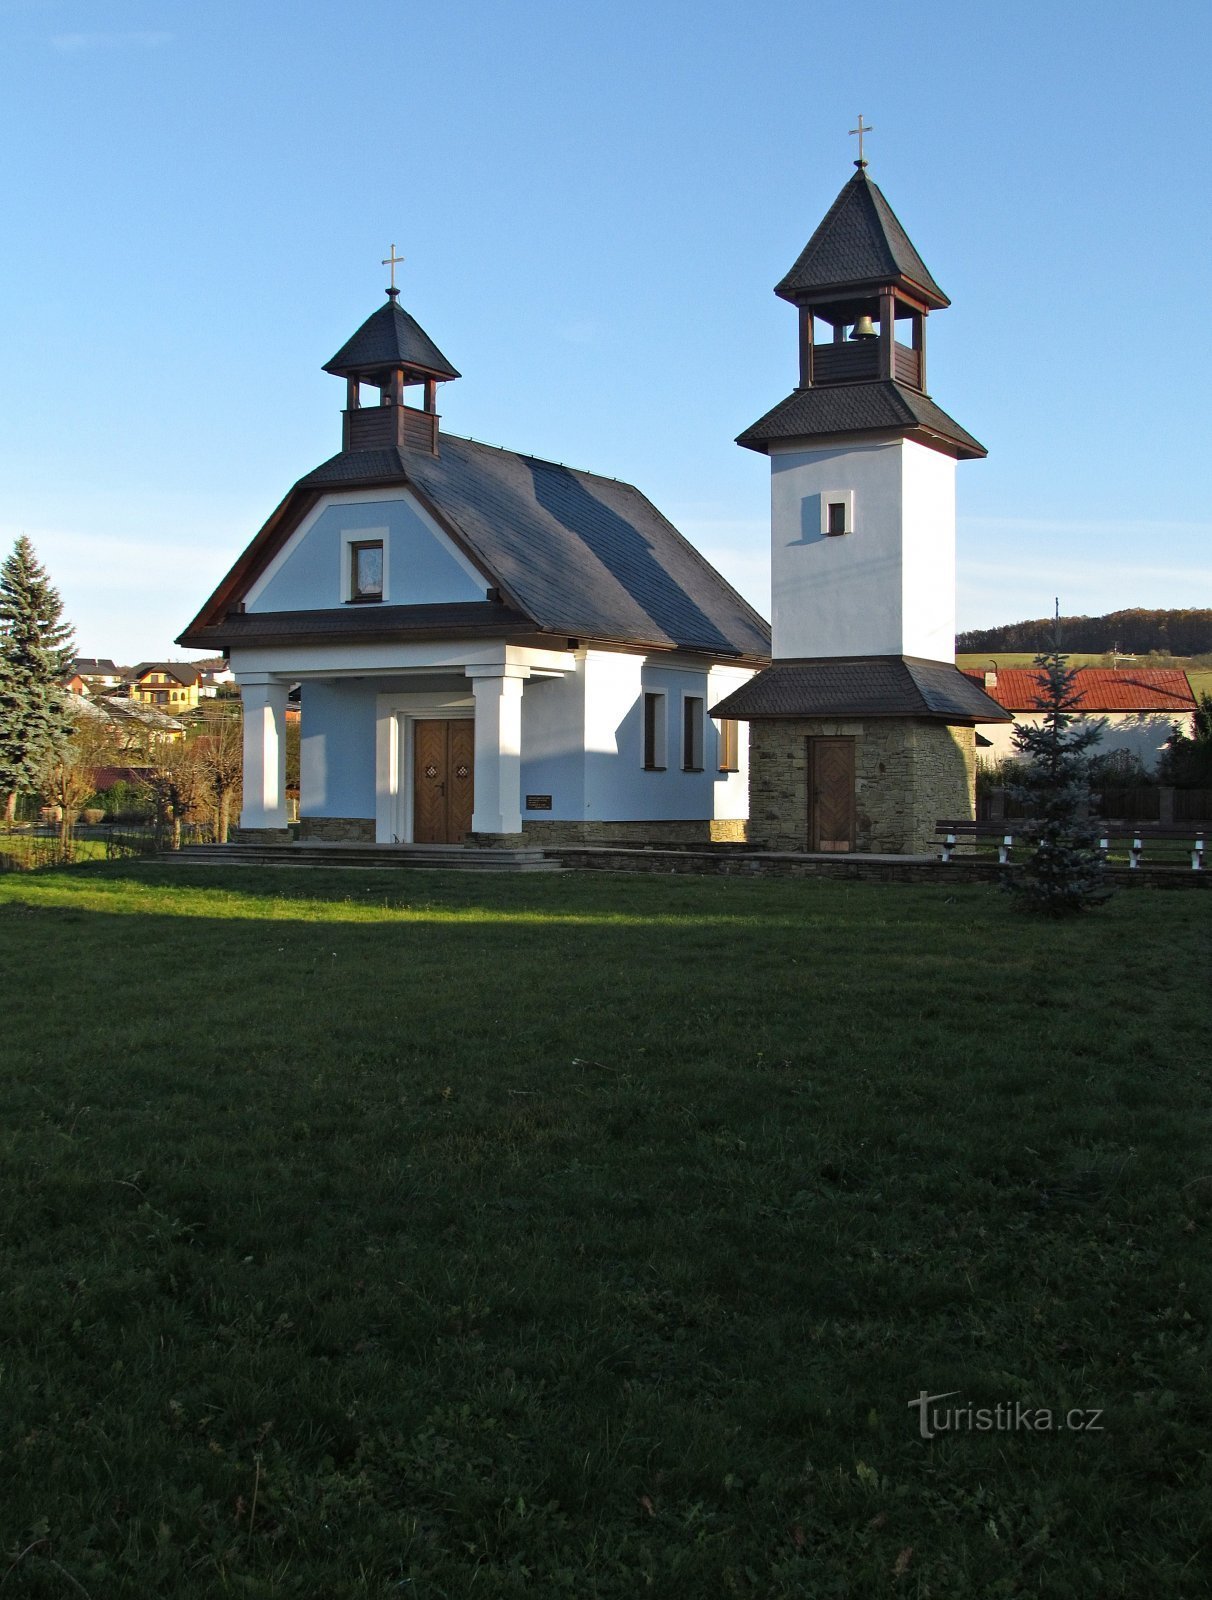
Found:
[957,608,1212,657]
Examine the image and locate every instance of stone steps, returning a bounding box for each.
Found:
[160,844,563,873]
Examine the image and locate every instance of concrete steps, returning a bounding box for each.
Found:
[160,843,563,873]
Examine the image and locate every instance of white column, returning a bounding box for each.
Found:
[468,667,527,835]
[238,675,289,830]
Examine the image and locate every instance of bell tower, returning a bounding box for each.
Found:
[737,146,987,665]
[323,249,460,458]
[712,137,1008,855]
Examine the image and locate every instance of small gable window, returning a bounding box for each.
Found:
[350,540,384,603]
[642,692,666,771]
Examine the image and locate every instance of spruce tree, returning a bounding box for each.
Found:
[1005,627,1111,915]
[0,537,75,821]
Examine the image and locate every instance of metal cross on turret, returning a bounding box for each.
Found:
[849,114,872,169]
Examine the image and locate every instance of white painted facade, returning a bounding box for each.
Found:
[232,485,754,839]
[769,435,956,662]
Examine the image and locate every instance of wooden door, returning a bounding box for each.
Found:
[413,720,474,844]
[809,737,855,852]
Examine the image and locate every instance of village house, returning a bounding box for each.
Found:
[128,662,202,712]
[65,658,123,697]
[966,666,1197,770]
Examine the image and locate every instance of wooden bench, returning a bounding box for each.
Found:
[937,820,1205,870]
[1121,826,1205,871]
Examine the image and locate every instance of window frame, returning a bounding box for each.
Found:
[642,691,667,771]
[820,489,854,537]
[716,716,740,773]
[682,693,704,771]
[342,528,390,605]
[349,539,385,603]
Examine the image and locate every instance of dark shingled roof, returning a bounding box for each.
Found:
[132,660,201,686]
[180,437,772,661]
[776,170,948,308]
[183,601,535,653]
[323,295,460,381]
[290,436,771,659]
[736,380,986,459]
[710,656,1011,723]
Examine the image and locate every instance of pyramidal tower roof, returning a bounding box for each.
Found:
[775,168,948,309]
[323,291,460,382]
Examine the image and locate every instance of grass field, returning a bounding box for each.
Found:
[1,863,1209,1597]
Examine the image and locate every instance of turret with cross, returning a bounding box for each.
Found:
[320,245,461,457]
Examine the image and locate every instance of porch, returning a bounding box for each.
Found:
[237,642,575,844]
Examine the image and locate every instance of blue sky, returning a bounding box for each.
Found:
[1,0,1209,661]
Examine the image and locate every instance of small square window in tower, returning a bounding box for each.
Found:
[350,540,384,602]
[821,490,854,537]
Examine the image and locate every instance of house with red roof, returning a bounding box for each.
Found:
[963,667,1197,770]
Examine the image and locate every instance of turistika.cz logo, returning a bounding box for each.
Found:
[908,1391,1104,1440]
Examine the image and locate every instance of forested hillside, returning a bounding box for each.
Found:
[958,608,1212,656]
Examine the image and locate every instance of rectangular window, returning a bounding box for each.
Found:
[821,489,854,536]
[642,692,666,770]
[349,540,384,602]
[682,695,704,770]
[717,717,740,772]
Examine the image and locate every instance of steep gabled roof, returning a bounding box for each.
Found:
[132,661,200,686]
[736,380,986,459]
[711,656,1010,724]
[965,668,1196,714]
[775,170,948,308]
[179,436,772,663]
[322,295,460,381]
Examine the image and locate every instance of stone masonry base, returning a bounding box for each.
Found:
[748,718,975,855]
[299,817,376,843]
[298,818,746,848]
[519,818,747,847]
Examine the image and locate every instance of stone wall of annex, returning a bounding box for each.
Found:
[747,717,975,855]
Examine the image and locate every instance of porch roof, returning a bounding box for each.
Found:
[182,599,536,652]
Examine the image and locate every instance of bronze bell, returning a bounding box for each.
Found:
[850,314,878,340]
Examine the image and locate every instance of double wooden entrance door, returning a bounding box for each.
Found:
[808,737,855,852]
[413,719,474,844]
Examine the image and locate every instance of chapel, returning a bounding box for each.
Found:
[179,269,770,845]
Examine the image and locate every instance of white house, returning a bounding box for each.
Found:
[179,287,769,845]
[967,667,1198,771]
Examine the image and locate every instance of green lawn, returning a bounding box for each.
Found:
[1,864,1209,1597]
